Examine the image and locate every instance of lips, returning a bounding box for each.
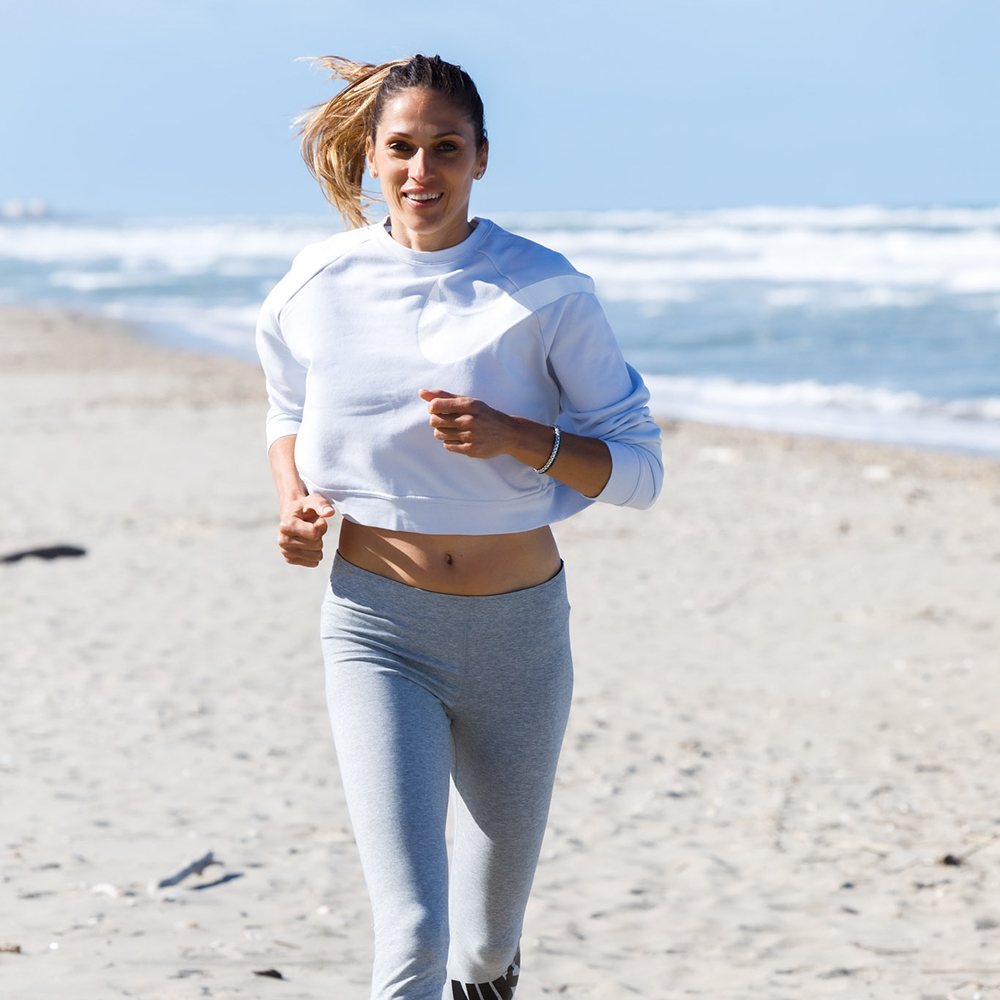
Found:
[403,192,443,205]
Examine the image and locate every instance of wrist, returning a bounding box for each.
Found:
[533,426,561,474]
[279,487,308,512]
[507,416,559,470]
[268,437,308,508]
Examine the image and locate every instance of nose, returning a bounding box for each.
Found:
[408,147,433,182]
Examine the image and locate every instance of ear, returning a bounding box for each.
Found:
[365,134,377,179]
[475,139,489,180]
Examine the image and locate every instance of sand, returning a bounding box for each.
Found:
[1,306,998,999]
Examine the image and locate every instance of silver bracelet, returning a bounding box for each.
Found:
[533,426,561,474]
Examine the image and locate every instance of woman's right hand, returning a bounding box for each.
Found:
[278,494,336,567]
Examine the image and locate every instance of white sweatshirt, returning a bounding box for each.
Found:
[256,218,663,535]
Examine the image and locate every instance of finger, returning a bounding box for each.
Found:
[429,412,471,429]
[280,519,326,542]
[302,496,336,519]
[286,506,332,535]
[278,521,326,542]
[294,505,332,525]
[418,388,457,403]
[426,396,475,416]
[280,536,322,558]
[434,427,469,442]
[284,550,323,567]
[299,505,334,524]
[279,533,324,552]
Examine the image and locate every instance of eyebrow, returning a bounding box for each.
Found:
[382,130,464,140]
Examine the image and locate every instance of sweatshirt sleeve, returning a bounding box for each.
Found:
[545,292,663,509]
[255,296,307,451]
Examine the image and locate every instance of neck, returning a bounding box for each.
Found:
[387,217,477,253]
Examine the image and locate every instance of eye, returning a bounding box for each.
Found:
[388,141,411,153]
[437,141,458,152]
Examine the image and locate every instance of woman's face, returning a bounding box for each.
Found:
[366,87,488,253]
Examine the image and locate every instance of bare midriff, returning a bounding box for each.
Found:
[337,519,562,596]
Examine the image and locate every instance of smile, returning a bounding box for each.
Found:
[403,192,443,204]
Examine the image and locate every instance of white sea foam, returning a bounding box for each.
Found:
[509,221,1000,304]
[646,375,1000,455]
[49,269,178,291]
[103,301,265,354]
[0,218,340,269]
[499,205,1000,231]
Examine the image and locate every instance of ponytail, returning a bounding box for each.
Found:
[296,54,488,230]
[295,56,407,230]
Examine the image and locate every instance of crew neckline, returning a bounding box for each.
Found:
[375,215,493,265]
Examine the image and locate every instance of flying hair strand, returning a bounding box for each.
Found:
[294,56,407,229]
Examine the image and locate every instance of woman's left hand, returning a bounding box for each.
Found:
[418,389,514,459]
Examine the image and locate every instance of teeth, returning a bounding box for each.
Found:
[406,193,440,201]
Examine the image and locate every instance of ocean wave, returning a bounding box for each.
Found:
[498,205,1000,231]
[49,269,178,291]
[515,226,1000,302]
[0,218,340,269]
[102,300,264,354]
[645,375,1000,455]
[647,375,1000,418]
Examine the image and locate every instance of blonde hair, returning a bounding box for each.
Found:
[295,54,488,229]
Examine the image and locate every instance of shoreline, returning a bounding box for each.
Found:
[122,305,1000,464]
[2,305,999,999]
[7,301,1000,471]
[119,307,1000,465]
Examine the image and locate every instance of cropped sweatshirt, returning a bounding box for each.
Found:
[255,217,663,535]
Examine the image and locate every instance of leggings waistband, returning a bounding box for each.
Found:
[329,550,567,614]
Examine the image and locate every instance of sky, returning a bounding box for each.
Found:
[1,0,998,216]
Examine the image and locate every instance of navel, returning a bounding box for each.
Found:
[444,553,454,566]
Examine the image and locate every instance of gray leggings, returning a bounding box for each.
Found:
[320,553,574,1000]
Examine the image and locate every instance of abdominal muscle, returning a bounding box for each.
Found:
[337,519,562,596]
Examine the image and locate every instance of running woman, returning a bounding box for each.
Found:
[256,54,663,1000]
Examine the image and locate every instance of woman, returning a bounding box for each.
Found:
[256,54,662,1000]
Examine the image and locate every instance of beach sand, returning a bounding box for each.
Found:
[2,306,998,999]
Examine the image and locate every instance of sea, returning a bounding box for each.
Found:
[2,206,999,456]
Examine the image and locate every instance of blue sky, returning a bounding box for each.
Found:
[1,0,997,216]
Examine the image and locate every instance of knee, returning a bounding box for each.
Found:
[374,904,449,995]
